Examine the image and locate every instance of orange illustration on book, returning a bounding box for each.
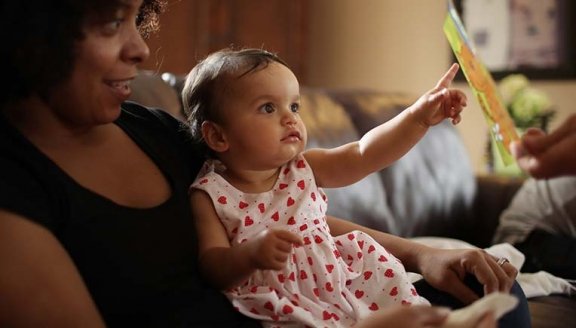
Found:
[457,43,518,150]
[443,0,518,165]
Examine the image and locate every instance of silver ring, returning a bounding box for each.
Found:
[497,257,509,266]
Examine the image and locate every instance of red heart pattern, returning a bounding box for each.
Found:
[195,157,424,324]
[297,180,305,190]
[325,264,334,273]
[282,305,293,314]
[271,212,279,221]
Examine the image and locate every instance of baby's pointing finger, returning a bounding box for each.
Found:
[435,63,460,90]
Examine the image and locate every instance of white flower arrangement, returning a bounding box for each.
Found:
[498,74,555,130]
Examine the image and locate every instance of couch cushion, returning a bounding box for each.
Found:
[325,89,477,239]
[300,88,400,233]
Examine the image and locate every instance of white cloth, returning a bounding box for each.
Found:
[493,176,576,245]
[409,237,575,298]
[442,292,519,328]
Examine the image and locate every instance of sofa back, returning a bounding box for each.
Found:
[300,88,477,240]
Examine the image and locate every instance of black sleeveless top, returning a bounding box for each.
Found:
[0,102,255,327]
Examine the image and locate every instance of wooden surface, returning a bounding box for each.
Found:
[141,0,308,80]
[529,295,576,328]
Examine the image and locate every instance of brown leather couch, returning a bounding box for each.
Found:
[129,70,575,328]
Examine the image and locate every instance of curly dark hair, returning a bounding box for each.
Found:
[182,48,289,158]
[0,0,166,105]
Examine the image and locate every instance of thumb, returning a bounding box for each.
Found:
[418,306,452,325]
[275,229,303,246]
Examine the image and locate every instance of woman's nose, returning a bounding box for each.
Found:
[123,25,150,64]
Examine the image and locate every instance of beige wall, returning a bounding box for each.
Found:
[306,0,576,174]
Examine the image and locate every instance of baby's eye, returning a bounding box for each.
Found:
[260,103,275,114]
[290,103,300,113]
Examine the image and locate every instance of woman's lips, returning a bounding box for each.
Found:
[105,79,132,101]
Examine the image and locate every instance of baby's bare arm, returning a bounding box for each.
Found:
[191,191,302,290]
[305,64,466,188]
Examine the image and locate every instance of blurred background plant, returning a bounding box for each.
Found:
[499,74,555,131]
[487,74,556,176]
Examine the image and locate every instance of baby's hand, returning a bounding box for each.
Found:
[409,63,467,127]
[249,229,302,270]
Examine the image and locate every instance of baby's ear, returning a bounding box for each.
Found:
[201,121,229,153]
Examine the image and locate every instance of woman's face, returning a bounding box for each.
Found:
[47,0,149,128]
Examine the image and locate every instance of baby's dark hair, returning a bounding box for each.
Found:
[0,0,165,105]
[182,48,289,158]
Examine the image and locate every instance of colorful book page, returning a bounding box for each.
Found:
[443,0,519,166]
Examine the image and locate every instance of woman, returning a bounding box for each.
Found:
[0,0,527,327]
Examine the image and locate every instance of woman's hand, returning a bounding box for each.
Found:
[248,229,302,270]
[417,247,518,304]
[511,114,576,179]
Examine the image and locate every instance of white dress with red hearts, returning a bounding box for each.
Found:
[191,154,429,327]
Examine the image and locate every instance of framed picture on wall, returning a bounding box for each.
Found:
[453,0,576,80]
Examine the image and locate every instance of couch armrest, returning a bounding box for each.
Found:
[471,175,525,247]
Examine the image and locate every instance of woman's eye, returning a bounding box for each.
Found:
[290,103,300,113]
[260,103,275,114]
[102,19,123,34]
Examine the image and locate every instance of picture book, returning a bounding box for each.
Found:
[443,0,519,165]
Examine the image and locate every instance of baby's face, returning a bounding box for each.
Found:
[217,62,307,170]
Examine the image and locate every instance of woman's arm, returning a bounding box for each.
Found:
[0,210,105,328]
[326,216,517,305]
[326,215,428,272]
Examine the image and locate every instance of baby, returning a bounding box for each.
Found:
[184,48,466,327]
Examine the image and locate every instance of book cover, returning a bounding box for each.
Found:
[444,0,519,165]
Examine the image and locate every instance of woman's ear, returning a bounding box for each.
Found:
[202,121,229,153]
